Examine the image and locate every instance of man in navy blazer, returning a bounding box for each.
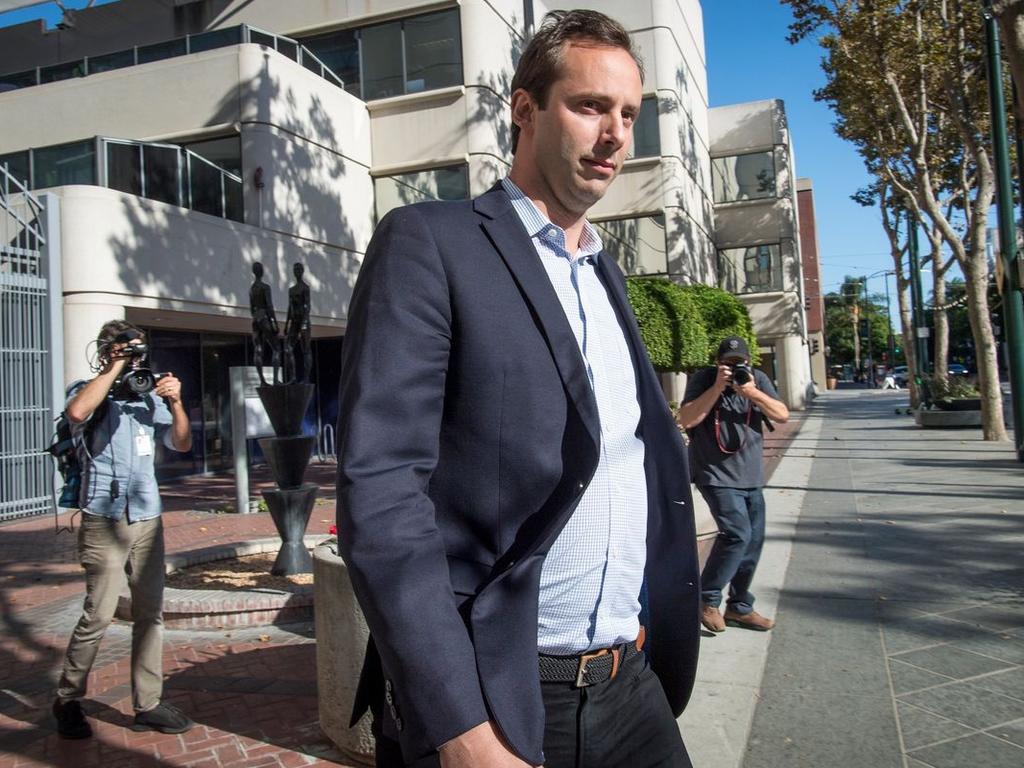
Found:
[336,10,699,768]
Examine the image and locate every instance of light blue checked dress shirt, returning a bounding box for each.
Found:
[501,178,648,655]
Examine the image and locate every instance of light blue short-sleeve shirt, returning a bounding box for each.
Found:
[68,381,178,522]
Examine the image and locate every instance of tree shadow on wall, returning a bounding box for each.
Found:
[106,47,365,324]
[467,13,523,192]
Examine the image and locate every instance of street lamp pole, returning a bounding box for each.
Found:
[865,269,897,365]
[983,1,1024,461]
[883,270,896,364]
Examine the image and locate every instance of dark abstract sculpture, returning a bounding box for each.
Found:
[247,261,316,575]
[258,381,316,575]
[284,262,312,384]
[249,262,280,386]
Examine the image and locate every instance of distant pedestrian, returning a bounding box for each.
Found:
[882,369,900,390]
[677,336,790,634]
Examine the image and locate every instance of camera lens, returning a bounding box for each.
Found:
[112,368,156,399]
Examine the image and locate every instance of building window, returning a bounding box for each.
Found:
[137,38,188,65]
[630,96,660,159]
[712,150,776,204]
[595,214,668,276]
[300,8,462,101]
[183,136,242,177]
[301,28,360,97]
[105,141,183,206]
[33,140,96,188]
[0,69,38,90]
[718,243,782,294]
[0,151,31,187]
[374,164,469,220]
[39,60,84,84]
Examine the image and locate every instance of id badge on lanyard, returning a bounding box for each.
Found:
[136,426,154,457]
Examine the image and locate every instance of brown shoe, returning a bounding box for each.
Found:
[701,604,726,633]
[724,609,775,631]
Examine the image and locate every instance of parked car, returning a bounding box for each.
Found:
[948,363,968,376]
[892,365,909,387]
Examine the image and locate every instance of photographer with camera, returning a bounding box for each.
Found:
[52,320,194,739]
[677,336,789,634]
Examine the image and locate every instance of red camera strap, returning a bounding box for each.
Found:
[713,399,753,455]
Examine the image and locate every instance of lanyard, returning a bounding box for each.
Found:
[713,399,753,455]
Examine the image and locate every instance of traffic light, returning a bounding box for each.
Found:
[810,339,820,354]
[859,319,869,337]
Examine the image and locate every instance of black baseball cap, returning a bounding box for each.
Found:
[717,335,751,360]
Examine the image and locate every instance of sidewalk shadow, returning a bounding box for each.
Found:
[160,640,347,762]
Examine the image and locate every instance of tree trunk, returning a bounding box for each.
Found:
[896,274,920,408]
[993,2,1024,119]
[965,221,1009,440]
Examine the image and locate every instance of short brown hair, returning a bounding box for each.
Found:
[510,10,644,153]
[97,319,144,345]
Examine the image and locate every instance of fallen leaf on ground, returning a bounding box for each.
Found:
[258,634,270,642]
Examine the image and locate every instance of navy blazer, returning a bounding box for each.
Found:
[336,184,700,766]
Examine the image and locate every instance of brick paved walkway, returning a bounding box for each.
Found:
[0,463,348,768]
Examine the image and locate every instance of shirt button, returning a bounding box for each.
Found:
[395,717,403,731]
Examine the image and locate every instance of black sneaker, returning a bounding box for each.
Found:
[53,698,92,739]
[131,701,194,734]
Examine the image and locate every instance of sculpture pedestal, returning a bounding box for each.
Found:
[314,541,374,766]
[258,435,315,489]
[262,483,317,575]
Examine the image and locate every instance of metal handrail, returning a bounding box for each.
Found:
[0,162,45,246]
[0,23,346,94]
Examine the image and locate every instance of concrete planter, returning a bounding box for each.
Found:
[313,540,374,767]
[934,397,982,412]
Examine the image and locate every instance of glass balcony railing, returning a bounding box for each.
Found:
[0,137,244,223]
[102,138,244,222]
[0,24,345,94]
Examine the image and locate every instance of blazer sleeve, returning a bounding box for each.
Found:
[335,205,489,755]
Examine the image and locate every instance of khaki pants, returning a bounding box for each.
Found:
[57,513,165,712]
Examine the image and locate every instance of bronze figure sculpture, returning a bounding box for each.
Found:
[249,261,280,385]
[284,262,312,384]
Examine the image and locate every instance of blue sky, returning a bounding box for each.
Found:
[703,1,897,300]
[3,1,899,300]
[0,0,116,28]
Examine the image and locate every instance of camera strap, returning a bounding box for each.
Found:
[713,400,753,455]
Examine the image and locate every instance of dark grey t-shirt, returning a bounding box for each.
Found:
[683,366,779,489]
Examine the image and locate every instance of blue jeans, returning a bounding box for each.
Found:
[698,486,766,615]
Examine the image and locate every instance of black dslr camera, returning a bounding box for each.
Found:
[99,329,166,400]
[730,361,753,387]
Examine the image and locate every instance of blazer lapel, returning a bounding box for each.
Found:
[474,186,600,446]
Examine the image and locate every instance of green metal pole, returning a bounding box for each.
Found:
[984,2,1024,460]
[908,215,929,379]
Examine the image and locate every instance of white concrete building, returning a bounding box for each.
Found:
[709,98,813,409]
[0,0,715,478]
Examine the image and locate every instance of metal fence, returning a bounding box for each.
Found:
[0,163,60,522]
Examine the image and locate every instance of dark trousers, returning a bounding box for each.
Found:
[373,651,691,767]
[699,485,766,614]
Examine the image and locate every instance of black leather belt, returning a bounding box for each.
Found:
[538,627,645,688]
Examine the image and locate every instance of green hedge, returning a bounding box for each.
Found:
[626,278,758,371]
[626,278,708,372]
[678,284,760,366]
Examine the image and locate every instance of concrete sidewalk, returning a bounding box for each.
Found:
[682,390,1024,768]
